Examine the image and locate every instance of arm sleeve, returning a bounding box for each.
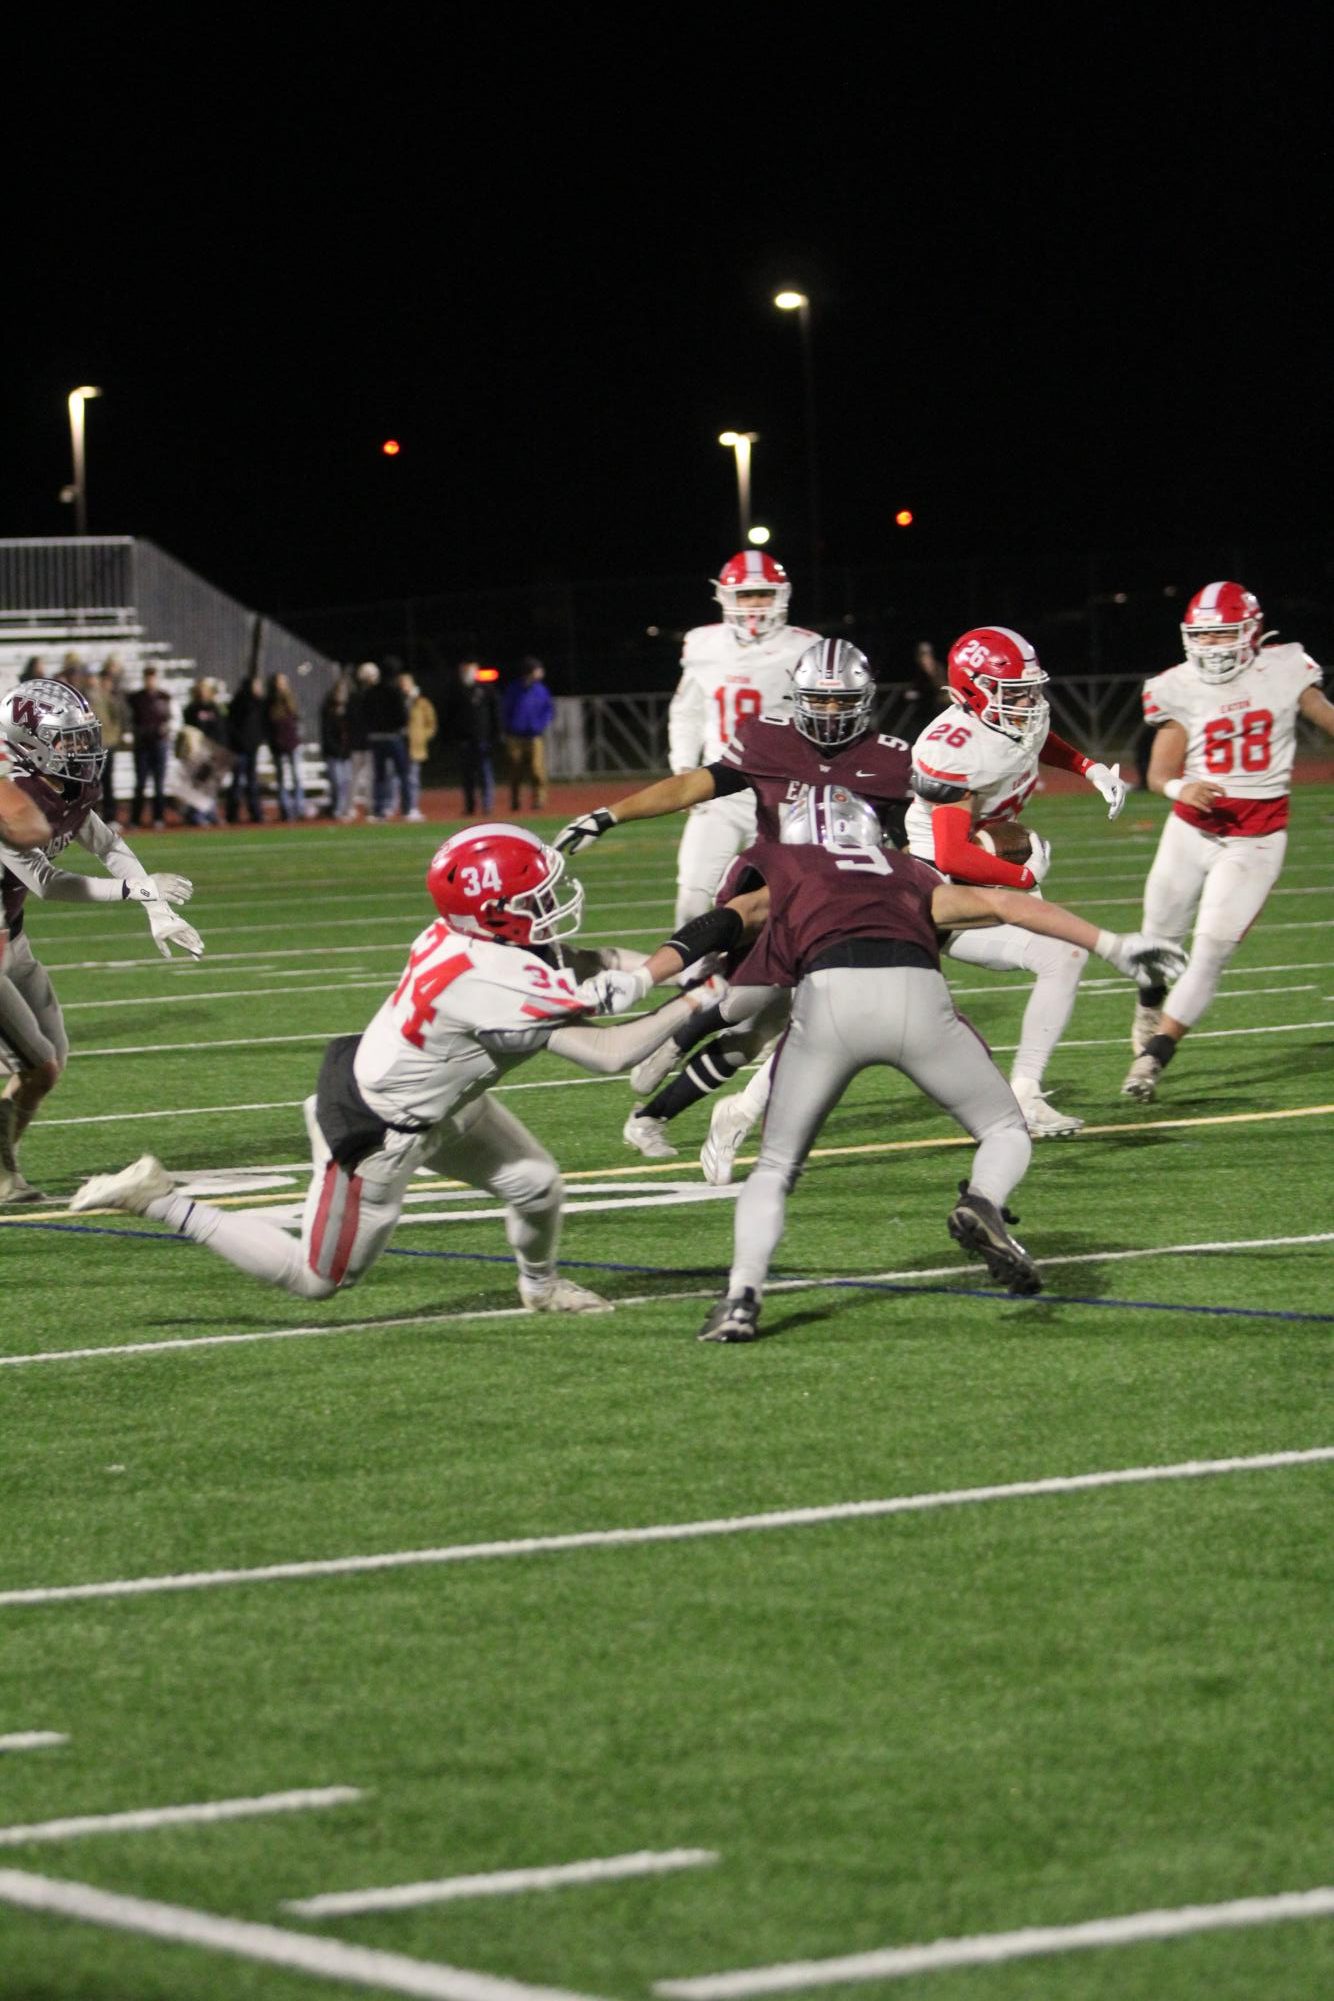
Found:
[667,662,707,773]
[704,758,753,798]
[1038,730,1092,776]
[547,995,698,1075]
[76,814,147,880]
[930,804,1035,889]
[0,844,127,902]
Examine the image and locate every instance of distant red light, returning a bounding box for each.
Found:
[894,509,914,528]
[475,666,500,682]
[382,439,401,457]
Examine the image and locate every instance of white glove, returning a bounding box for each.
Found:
[123,873,194,907]
[552,808,617,857]
[1086,761,1127,820]
[146,903,205,959]
[1023,833,1053,884]
[572,965,653,1014]
[1096,930,1187,989]
[682,971,729,1012]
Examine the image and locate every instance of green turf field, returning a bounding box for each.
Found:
[1,786,1331,2000]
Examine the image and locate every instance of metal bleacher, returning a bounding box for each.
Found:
[0,537,340,809]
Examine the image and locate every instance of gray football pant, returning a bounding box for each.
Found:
[728,966,1032,1297]
[0,932,67,1073]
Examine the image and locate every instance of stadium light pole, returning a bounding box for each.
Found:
[718,430,758,544]
[773,290,821,618]
[64,386,102,537]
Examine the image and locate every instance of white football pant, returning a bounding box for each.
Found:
[1141,816,1286,1028]
[0,932,67,1074]
[143,1093,563,1300]
[944,921,1087,1088]
[728,966,1031,1297]
[674,792,760,928]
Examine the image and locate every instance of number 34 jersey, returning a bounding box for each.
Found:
[1143,642,1321,837]
[353,922,587,1129]
[667,621,817,772]
[903,707,1039,865]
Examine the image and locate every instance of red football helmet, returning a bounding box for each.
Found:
[1181,581,1264,683]
[712,550,791,641]
[426,824,583,946]
[947,627,1049,753]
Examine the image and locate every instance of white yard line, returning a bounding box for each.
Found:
[0,1733,67,1753]
[284,1848,720,1919]
[0,1787,362,1847]
[653,1887,1334,1994]
[59,980,388,1013]
[0,1451,1327,1610]
[0,1869,605,2001]
[29,1023,1334,1123]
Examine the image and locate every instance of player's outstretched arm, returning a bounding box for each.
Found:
[547,987,718,1075]
[1298,684,1334,739]
[554,769,717,855]
[1039,729,1126,818]
[572,897,767,1012]
[933,884,1187,988]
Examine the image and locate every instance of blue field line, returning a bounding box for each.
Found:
[6,1218,1333,1326]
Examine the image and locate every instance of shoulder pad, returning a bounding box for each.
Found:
[910,768,970,806]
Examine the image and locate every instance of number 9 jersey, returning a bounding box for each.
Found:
[1143,641,1322,836]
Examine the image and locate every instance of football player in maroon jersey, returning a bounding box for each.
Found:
[584,786,1185,1340]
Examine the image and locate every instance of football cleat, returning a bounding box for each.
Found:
[629,1038,680,1098]
[697,1288,764,1343]
[1131,1001,1162,1056]
[947,1184,1042,1295]
[700,1095,758,1186]
[1121,1053,1162,1102]
[622,1111,677,1160]
[70,1154,174,1216]
[0,1166,45,1205]
[517,1272,612,1314]
[1011,1079,1084,1139]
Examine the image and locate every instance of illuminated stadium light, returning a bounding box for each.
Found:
[894,508,914,527]
[773,290,808,311]
[381,439,401,457]
[747,525,771,545]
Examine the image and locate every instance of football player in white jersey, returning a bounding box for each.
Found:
[903,627,1127,1138]
[666,550,816,929]
[1122,581,1334,1101]
[71,825,718,1313]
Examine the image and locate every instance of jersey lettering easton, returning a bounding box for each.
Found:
[731,839,944,989]
[713,717,911,839]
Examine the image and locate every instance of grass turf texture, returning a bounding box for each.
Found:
[2,787,1332,2000]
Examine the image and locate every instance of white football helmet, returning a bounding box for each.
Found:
[1181,581,1265,684]
[712,551,791,642]
[0,679,106,785]
[780,783,883,850]
[791,638,875,748]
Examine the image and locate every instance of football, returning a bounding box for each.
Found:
[975,818,1034,862]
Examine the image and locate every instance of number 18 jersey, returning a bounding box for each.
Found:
[1142,641,1321,836]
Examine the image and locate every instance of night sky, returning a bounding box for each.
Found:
[8,22,1331,631]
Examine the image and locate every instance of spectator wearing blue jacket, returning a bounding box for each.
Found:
[502,657,555,811]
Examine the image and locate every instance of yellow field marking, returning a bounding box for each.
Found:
[11,1102,1333,1224]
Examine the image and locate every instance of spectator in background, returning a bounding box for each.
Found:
[503,656,554,811]
[448,659,500,816]
[183,676,227,747]
[87,659,130,824]
[399,670,437,823]
[128,664,174,830]
[61,651,88,695]
[266,671,306,822]
[913,640,948,700]
[363,663,410,821]
[226,670,266,823]
[321,673,355,820]
[348,663,379,819]
[18,655,48,683]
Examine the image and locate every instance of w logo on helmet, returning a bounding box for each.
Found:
[10,698,42,731]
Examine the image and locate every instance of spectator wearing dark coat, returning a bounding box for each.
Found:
[320,675,355,819]
[265,672,305,821]
[127,665,174,829]
[447,661,501,815]
[362,670,410,820]
[183,677,227,747]
[226,672,266,823]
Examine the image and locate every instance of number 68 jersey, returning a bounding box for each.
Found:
[1142,641,1321,837]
